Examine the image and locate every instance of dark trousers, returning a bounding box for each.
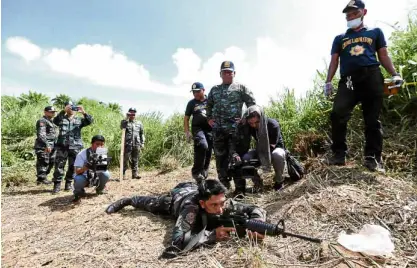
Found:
[330,68,384,159]
[35,149,56,181]
[53,146,80,183]
[123,146,140,175]
[213,129,236,184]
[131,195,172,215]
[191,130,213,177]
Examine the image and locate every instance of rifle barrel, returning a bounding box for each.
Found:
[281,231,322,243]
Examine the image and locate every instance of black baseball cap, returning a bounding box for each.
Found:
[191,82,204,92]
[44,106,57,112]
[91,135,105,143]
[220,61,235,72]
[64,101,74,106]
[343,0,365,13]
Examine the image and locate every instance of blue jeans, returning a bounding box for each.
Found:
[73,171,110,196]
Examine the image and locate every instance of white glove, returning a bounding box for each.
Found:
[324,82,334,97]
[392,74,404,87]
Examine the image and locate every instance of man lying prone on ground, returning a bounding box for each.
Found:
[105,179,266,252]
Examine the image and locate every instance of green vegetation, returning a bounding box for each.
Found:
[2,14,416,186]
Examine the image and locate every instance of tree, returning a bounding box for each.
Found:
[18,91,49,107]
[51,94,71,109]
[108,102,122,113]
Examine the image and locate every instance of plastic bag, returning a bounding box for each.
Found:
[337,224,394,256]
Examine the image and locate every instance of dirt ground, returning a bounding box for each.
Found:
[1,162,416,268]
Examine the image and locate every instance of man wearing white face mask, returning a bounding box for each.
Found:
[324,0,403,172]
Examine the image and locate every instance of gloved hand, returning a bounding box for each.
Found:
[392,74,404,87]
[231,153,242,166]
[324,82,334,97]
[121,120,128,129]
[185,131,192,143]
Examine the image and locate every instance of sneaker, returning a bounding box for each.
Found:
[52,182,61,194]
[323,154,346,166]
[73,195,82,203]
[364,156,385,173]
[96,188,108,195]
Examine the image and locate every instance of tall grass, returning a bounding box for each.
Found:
[2,14,416,185]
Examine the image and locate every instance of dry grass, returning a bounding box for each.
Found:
[1,160,416,268]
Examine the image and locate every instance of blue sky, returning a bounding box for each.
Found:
[2,0,416,116]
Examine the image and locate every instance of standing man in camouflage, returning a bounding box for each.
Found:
[52,101,93,193]
[121,108,145,179]
[184,82,213,183]
[34,106,57,185]
[206,61,256,192]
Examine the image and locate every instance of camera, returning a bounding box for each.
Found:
[88,147,111,173]
[71,105,80,111]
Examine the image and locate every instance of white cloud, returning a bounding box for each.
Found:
[5,37,42,62]
[4,0,414,112]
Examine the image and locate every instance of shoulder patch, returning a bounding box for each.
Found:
[39,122,45,127]
[185,212,196,223]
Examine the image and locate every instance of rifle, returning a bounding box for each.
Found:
[215,212,322,243]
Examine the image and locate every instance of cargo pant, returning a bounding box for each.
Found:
[35,149,56,182]
[123,145,140,177]
[331,67,384,160]
[191,130,213,180]
[212,128,237,188]
[53,146,80,183]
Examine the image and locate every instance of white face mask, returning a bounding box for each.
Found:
[347,17,363,29]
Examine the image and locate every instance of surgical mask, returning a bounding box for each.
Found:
[347,17,363,29]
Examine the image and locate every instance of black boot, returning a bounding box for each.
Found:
[64,181,73,191]
[105,198,133,214]
[323,153,346,166]
[37,178,52,185]
[364,156,385,173]
[52,182,61,194]
[132,171,141,179]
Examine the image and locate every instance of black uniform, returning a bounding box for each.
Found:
[34,116,56,182]
[330,26,387,161]
[185,97,213,180]
[52,111,94,188]
[106,182,266,250]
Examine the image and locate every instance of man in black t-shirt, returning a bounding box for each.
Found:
[184,82,213,182]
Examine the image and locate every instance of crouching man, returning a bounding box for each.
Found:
[234,105,287,194]
[73,135,111,202]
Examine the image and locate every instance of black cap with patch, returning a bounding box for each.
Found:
[343,0,365,13]
[64,101,74,106]
[44,106,57,112]
[91,135,105,143]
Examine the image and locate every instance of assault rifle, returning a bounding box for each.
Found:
[214,212,322,243]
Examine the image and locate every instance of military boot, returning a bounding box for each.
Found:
[105,198,133,214]
[37,178,52,185]
[52,182,61,194]
[323,153,346,166]
[64,181,73,191]
[132,171,141,179]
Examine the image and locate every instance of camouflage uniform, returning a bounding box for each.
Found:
[121,119,145,178]
[108,182,266,250]
[206,82,256,189]
[34,116,57,183]
[52,111,93,190]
